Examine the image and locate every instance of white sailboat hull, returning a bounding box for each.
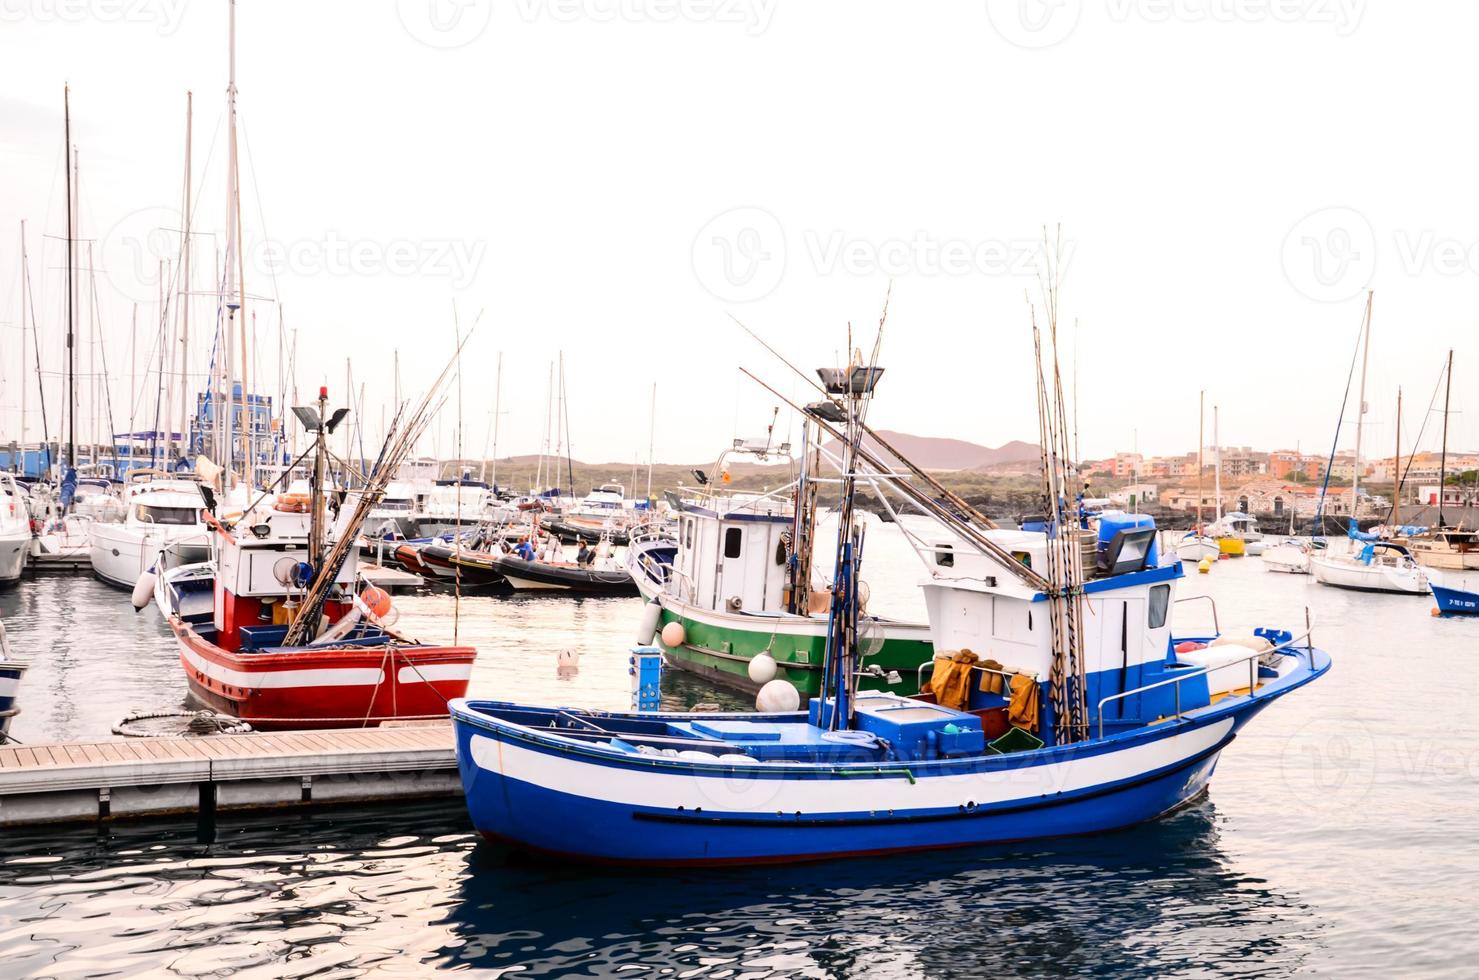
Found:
[1261,544,1311,575]
[1310,555,1428,594]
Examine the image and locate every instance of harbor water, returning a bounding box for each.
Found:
[1,519,1476,977]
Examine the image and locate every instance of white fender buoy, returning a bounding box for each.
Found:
[756,678,800,712]
[748,652,778,685]
[660,621,686,648]
[637,601,662,645]
[131,567,158,612]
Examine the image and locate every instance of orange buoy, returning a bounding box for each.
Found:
[361,585,392,618]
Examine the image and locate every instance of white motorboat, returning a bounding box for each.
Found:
[1175,532,1220,562]
[1261,538,1313,575]
[1310,541,1429,594]
[0,474,31,586]
[88,472,211,589]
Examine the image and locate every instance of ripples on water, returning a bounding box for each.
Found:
[0,799,1316,978]
[1,521,1477,977]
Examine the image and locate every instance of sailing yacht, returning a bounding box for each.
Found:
[1311,539,1429,594]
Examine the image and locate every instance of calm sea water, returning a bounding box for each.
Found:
[1,518,1476,978]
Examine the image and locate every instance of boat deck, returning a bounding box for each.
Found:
[0,722,457,826]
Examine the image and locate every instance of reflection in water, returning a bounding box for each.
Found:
[0,798,1313,978]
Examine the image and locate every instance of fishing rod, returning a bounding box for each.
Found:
[740,367,1047,591]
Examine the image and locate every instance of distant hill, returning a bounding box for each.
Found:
[822,431,1041,471]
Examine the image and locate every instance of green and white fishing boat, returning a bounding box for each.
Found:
[627,428,934,698]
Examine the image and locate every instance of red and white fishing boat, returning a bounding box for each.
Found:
[166,389,476,730]
[168,509,475,729]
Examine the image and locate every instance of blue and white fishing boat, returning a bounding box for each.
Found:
[0,616,29,742]
[452,341,1331,865]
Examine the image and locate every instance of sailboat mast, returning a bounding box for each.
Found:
[1195,390,1204,531]
[1439,348,1453,527]
[1393,386,1401,522]
[1213,404,1221,522]
[490,351,502,491]
[178,90,193,465]
[1351,291,1372,523]
[64,86,75,471]
[18,222,27,452]
[222,0,244,489]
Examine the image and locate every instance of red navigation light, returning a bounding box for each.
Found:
[319,385,328,399]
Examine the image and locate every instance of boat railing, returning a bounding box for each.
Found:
[1096,612,1315,739]
[1174,594,1220,634]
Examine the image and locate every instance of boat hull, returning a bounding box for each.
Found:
[491,555,637,595]
[1310,555,1428,594]
[644,593,933,697]
[1175,537,1219,562]
[1260,545,1310,574]
[453,702,1264,865]
[1429,568,1479,615]
[0,659,27,737]
[0,528,27,585]
[169,617,476,729]
[89,523,209,589]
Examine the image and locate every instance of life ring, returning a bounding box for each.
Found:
[275,493,311,513]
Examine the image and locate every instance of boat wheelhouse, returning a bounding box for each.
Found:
[627,439,932,697]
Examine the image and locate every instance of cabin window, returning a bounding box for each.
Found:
[1148,584,1170,629]
[935,548,954,568]
[683,519,692,550]
[137,505,200,526]
[724,526,743,559]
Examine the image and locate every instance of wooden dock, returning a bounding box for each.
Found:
[360,563,424,592]
[0,723,458,826]
[27,552,91,575]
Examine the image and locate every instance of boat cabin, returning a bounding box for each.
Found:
[208,503,359,651]
[671,491,793,614]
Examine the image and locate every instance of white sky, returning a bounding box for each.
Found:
[1,0,1476,471]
